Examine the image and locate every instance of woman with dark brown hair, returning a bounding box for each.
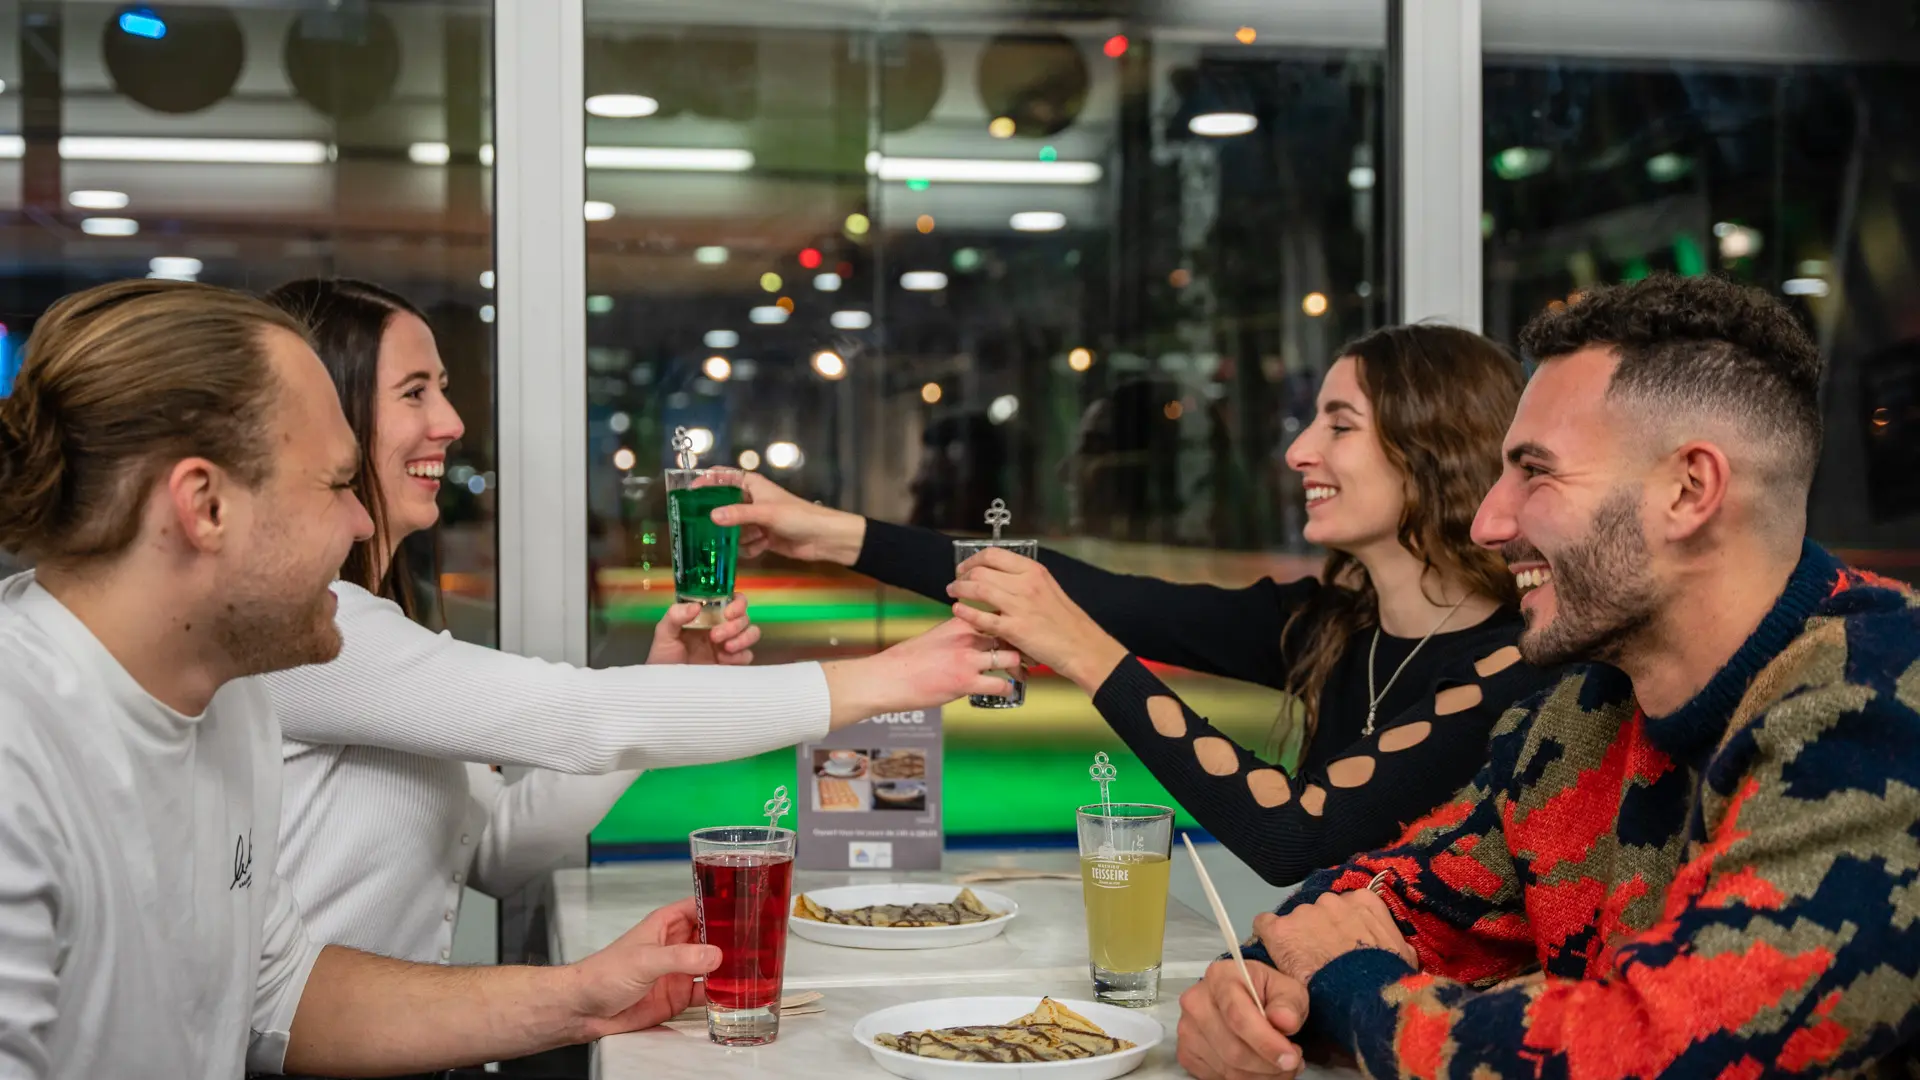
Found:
[717,325,1562,886]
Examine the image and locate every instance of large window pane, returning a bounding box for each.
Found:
[583,1,1388,848]
[0,0,497,641]
[1483,2,1920,584]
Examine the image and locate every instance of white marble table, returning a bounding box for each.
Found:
[591,977,1355,1080]
[551,849,1248,989]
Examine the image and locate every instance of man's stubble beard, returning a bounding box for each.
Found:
[212,512,343,677]
[1518,485,1661,668]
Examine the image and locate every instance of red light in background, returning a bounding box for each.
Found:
[836,261,853,278]
[1103,35,1128,58]
[798,247,823,269]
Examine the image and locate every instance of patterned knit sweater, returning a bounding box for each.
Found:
[1243,542,1920,1077]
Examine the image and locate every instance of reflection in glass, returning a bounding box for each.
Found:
[1483,9,1920,581]
[583,1,1388,846]
[0,0,497,643]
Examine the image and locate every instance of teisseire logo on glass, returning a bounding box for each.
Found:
[1090,862,1130,889]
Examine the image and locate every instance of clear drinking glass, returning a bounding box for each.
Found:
[665,466,748,629]
[689,826,796,1045]
[953,537,1039,707]
[1076,803,1175,1007]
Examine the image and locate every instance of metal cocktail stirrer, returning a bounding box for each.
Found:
[985,498,1011,539]
[672,425,697,470]
[1090,752,1118,851]
[763,785,791,830]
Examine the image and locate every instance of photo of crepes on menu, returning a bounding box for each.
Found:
[795,708,942,870]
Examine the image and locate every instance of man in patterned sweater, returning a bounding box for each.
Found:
[1174,274,1919,1078]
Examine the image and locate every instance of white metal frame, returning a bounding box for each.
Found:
[494,0,588,668]
[1392,0,1483,331]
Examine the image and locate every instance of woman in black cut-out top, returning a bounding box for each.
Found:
[715,326,1564,887]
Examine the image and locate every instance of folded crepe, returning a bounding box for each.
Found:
[876,998,1135,1063]
[793,888,1001,927]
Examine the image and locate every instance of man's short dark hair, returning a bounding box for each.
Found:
[1519,274,1824,491]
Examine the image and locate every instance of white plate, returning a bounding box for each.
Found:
[851,996,1162,1080]
[788,884,1018,951]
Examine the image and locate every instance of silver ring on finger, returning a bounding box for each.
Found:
[1367,870,1391,894]
[989,648,1002,671]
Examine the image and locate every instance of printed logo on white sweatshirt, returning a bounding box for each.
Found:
[230,831,253,891]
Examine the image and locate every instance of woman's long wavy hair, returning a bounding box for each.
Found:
[263,277,434,621]
[1274,324,1525,755]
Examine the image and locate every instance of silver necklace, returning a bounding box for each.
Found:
[1364,597,1471,736]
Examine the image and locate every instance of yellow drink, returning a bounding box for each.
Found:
[1079,852,1171,973]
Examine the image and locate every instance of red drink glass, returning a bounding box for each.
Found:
[689,826,796,1045]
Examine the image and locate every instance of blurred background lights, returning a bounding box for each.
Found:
[684,427,715,455]
[1302,291,1329,316]
[844,213,870,236]
[766,441,802,469]
[1068,347,1094,372]
[901,271,948,291]
[831,310,873,330]
[585,93,659,118]
[703,329,738,349]
[738,449,761,471]
[988,116,1016,138]
[760,272,783,292]
[702,355,732,381]
[1010,210,1066,232]
[694,246,729,265]
[1190,112,1257,137]
[987,394,1019,424]
[612,447,637,471]
[920,382,942,404]
[69,189,129,210]
[811,350,847,380]
[813,272,843,292]
[148,256,202,281]
[583,200,616,221]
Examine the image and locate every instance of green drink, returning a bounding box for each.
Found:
[666,466,748,628]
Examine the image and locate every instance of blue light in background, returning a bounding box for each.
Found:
[0,325,17,399]
[117,9,167,39]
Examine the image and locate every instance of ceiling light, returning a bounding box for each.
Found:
[831,310,873,330]
[749,306,789,325]
[479,304,496,323]
[865,153,1102,185]
[69,190,129,210]
[921,382,942,404]
[900,271,948,292]
[480,270,495,289]
[694,246,729,265]
[738,449,761,471]
[584,200,616,221]
[62,136,329,164]
[1782,278,1830,297]
[813,273,843,292]
[409,142,452,165]
[80,217,139,237]
[148,256,203,280]
[1302,292,1329,316]
[1189,113,1258,137]
[613,447,637,471]
[1347,166,1375,191]
[1068,347,1094,372]
[703,356,733,381]
[586,93,659,118]
[1010,211,1067,232]
[703,329,739,349]
[987,394,1019,424]
[585,146,754,172]
[812,351,847,380]
[0,135,21,159]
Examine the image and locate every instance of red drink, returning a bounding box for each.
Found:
[693,852,794,1010]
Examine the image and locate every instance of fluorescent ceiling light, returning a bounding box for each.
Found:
[584,200,616,221]
[900,271,948,292]
[0,135,21,159]
[1782,278,1830,297]
[1010,210,1067,232]
[586,146,754,172]
[62,137,329,164]
[703,329,739,349]
[586,94,660,119]
[694,246,729,265]
[813,273,843,292]
[81,217,139,236]
[865,152,1102,185]
[830,310,873,330]
[409,142,452,165]
[1189,112,1258,137]
[69,190,130,210]
[148,256,203,280]
[749,306,789,325]
[1347,165,1376,191]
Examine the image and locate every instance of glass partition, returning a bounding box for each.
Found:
[0,0,497,641]
[582,0,1389,847]
[1483,2,1920,585]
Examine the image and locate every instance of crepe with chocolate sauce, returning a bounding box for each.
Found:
[876,998,1135,1063]
[792,887,1002,928]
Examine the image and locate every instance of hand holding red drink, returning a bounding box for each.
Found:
[689,786,798,1045]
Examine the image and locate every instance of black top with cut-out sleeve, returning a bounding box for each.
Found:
[853,518,1564,886]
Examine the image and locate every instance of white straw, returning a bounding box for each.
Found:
[1182,833,1265,1012]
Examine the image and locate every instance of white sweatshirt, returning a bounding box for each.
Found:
[0,575,320,1079]
[263,582,832,963]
